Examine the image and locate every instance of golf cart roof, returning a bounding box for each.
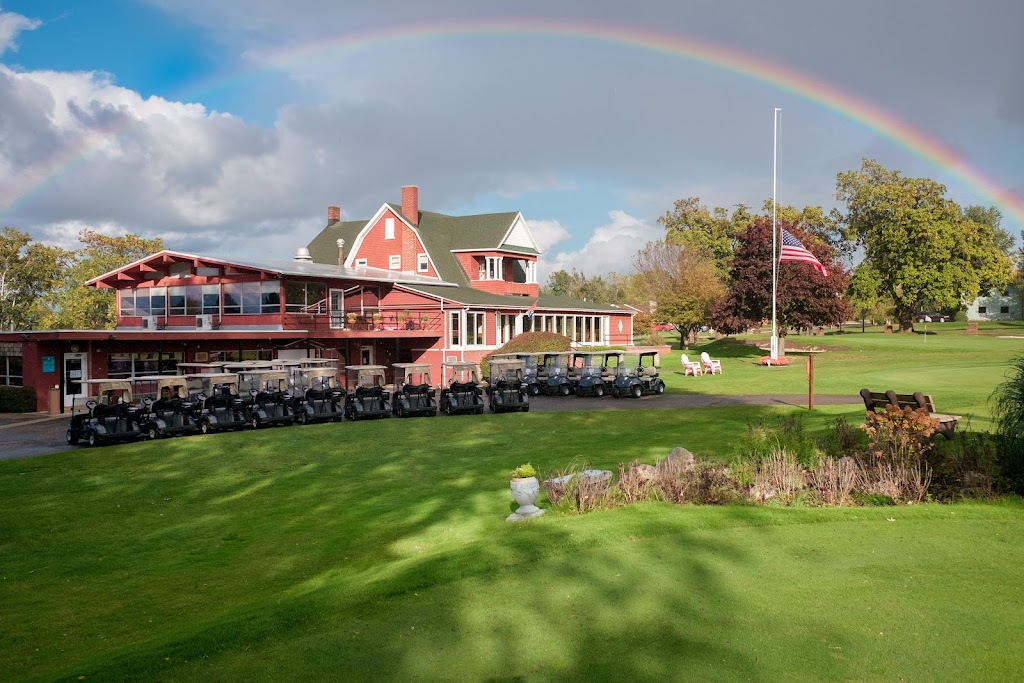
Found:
[183,373,238,384]
[133,375,188,386]
[638,351,661,365]
[176,362,225,374]
[300,367,337,379]
[237,369,288,380]
[392,363,431,370]
[222,360,275,371]
[300,359,335,367]
[79,379,133,393]
[444,361,480,370]
[344,365,387,371]
[490,358,525,368]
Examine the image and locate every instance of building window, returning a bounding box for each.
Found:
[450,311,461,347]
[223,282,280,315]
[107,351,182,379]
[1001,306,1010,314]
[385,217,395,240]
[285,281,327,313]
[355,258,367,268]
[978,306,987,314]
[417,253,429,272]
[466,312,486,345]
[389,255,401,270]
[0,346,23,386]
[499,314,515,344]
[202,284,221,315]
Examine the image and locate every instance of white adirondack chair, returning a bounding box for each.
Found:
[700,352,722,375]
[680,354,703,376]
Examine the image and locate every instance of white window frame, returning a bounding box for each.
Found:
[417,253,429,272]
[385,217,395,240]
[450,311,461,347]
[466,311,486,346]
[388,255,401,270]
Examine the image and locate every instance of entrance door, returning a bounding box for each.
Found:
[329,289,345,328]
[63,352,89,408]
[360,345,374,365]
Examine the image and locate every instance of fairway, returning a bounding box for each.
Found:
[2,325,1024,681]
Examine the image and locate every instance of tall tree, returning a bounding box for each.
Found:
[631,241,725,347]
[542,269,630,305]
[712,218,849,336]
[41,230,164,330]
[837,159,1012,331]
[658,198,751,275]
[0,227,70,331]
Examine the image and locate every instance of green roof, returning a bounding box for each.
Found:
[398,284,628,313]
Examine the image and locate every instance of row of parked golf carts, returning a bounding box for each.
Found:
[65,352,664,447]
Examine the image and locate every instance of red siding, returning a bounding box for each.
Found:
[352,208,436,276]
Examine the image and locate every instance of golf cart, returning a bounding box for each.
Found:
[185,373,249,433]
[236,369,296,428]
[491,353,544,396]
[134,375,203,439]
[65,379,144,446]
[611,352,666,398]
[391,363,437,418]
[343,365,392,420]
[573,351,622,398]
[541,352,574,396]
[440,362,485,415]
[288,366,344,424]
[487,358,530,413]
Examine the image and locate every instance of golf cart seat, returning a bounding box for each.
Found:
[355,385,388,412]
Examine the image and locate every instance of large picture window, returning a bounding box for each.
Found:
[0,349,22,386]
[285,281,327,313]
[223,282,280,315]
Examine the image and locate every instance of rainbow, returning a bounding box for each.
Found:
[4,17,1023,228]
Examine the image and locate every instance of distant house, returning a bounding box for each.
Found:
[0,185,634,411]
[967,284,1023,321]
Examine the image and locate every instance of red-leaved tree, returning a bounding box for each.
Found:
[712,218,850,335]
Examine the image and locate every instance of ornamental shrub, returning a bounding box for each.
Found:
[991,354,1024,492]
[480,332,571,377]
[0,385,37,412]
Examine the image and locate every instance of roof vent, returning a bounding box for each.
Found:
[294,247,312,262]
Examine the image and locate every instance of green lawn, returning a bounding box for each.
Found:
[656,322,1024,428]
[3,327,1024,681]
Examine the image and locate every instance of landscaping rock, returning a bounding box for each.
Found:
[660,447,696,473]
[629,463,658,483]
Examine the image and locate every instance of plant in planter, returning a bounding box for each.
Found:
[420,314,430,329]
[508,462,545,521]
[372,312,382,329]
[346,312,357,327]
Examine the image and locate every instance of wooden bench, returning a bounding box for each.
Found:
[859,388,961,439]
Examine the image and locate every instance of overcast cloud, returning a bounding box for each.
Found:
[0,1,1022,277]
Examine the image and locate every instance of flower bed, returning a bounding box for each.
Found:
[759,356,790,366]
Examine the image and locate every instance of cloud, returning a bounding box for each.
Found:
[527,218,571,254]
[0,9,39,56]
[540,210,660,281]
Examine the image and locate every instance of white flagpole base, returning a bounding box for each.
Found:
[769,335,779,361]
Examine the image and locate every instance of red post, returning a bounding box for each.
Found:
[807,354,815,411]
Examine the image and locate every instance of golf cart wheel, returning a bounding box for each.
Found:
[558,383,570,397]
[594,384,605,398]
[655,382,665,395]
[86,430,98,447]
[443,403,452,416]
[200,419,212,435]
[631,384,642,399]
[66,429,78,445]
[147,424,159,440]
[250,415,260,429]
[297,411,308,425]
[529,385,540,396]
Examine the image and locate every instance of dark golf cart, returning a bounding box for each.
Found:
[391,363,437,418]
[491,352,544,396]
[237,370,296,428]
[185,373,249,433]
[541,352,574,396]
[66,379,145,446]
[440,362,485,415]
[574,351,623,398]
[134,375,203,439]
[487,358,530,413]
[343,365,392,420]
[288,366,344,424]
[611,352,666,398]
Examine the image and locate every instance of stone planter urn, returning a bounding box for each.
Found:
[507,476,545,522]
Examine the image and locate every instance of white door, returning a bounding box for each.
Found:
[360,345,374,365]
[63,352,89,408]
[329,289,345,328]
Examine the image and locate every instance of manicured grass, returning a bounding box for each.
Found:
[657,322,1024,429]
[2,409,1024,681]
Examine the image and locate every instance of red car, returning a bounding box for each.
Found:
[651,323,675,331]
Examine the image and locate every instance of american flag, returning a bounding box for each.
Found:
[780,228,829,277]
[526,300,538,318]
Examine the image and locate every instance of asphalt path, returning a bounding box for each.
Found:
[0,393,861,461]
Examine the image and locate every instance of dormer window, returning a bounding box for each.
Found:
[481,256,503,281]
[385,217,395,240]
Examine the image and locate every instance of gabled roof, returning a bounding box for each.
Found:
[306,204,533,287]
[397,284,629,313]
[86,250,456,289]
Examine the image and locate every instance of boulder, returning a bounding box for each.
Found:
[628,463,658,483]
[659,447,696,474]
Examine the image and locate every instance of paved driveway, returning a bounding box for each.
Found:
[0,393,861,461]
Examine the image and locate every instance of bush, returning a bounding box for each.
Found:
[742,415,820,469]
[860,405,937,470]
[0,385,37,412]
[954,310,969,323]
[927,426,1002,500]
[481,332,571,377]
[991,354,1024,492]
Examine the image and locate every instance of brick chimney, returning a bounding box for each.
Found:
[336,239,345,267]
[327,205,341,225]
[401,185,419,226]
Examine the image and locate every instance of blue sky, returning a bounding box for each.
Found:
[1,1,1022,279]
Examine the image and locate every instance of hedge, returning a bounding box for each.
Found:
[0,385,37,413]
[480,332,572,378]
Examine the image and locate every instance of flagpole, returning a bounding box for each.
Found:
[770,108,781,361]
